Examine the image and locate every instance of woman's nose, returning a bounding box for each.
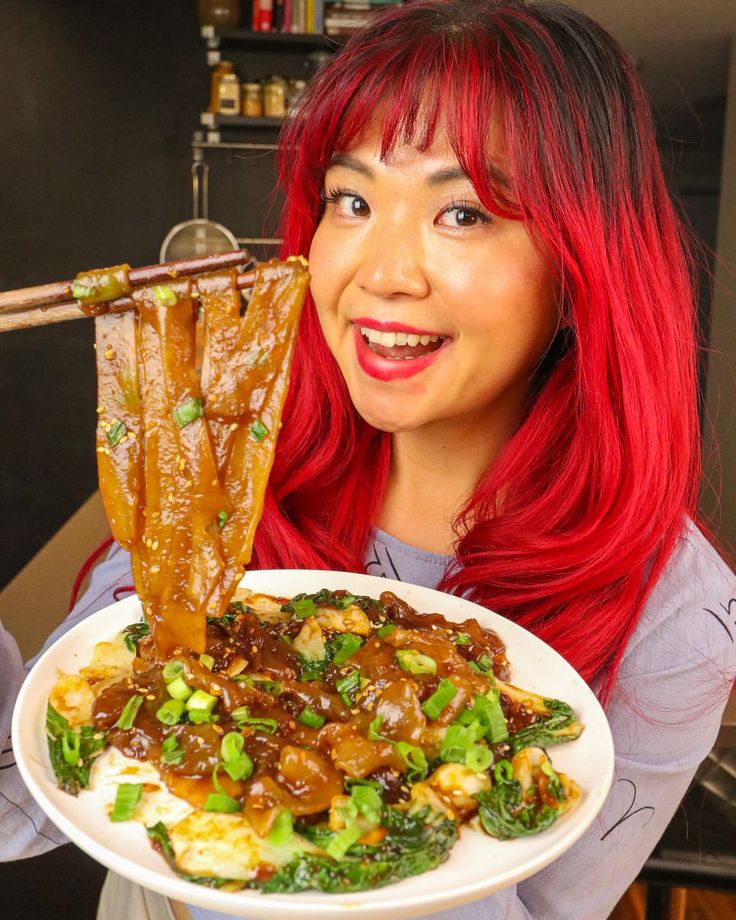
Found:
[353,219,431,300]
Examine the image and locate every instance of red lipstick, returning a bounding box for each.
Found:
[352,326,450,381]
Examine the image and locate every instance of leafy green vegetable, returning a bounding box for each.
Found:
[146,822,237,888]
[46,704,107,796]
[262,806,457,894]
[475,770,565,839]
[122,619,150,653]
[280,589,383,616]
[507,698,582,754]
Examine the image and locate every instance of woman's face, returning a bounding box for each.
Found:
[308,123,560,435]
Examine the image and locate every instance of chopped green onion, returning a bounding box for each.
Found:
[494,759,513,783]
[299,669,322,682]
[61,729,80,766]
[375,623,396,638]
[185,689,217,715]
[255,680,282,696]
[465,744,494,773]
[540,760,565,801]
[454,632,471,646]
[71,282,94,300]
[477,654,493,672]
[161,734,184,766]
[395,649,437,675]
[173,397,204,429]
[162,660,185,683]
[250,418,269,441]
[292,597,318,619]
[106,420,127,448]
[110,783,143,822]
[344,777,382,793]
[326,823,363,860]
[268,809,294,845]
[329,633,364,666]
[469,661,483,674]
[335,670,361,708]
[156,699,185,726]
[115,694,144,730]
[188,711,219,724]
[199,653,215,671]
[395,741,428,782]
[336,594,357,609]
[204,792,240,813]
[153,285,178,307]
[367,713,387,741]
[350,784,382,827]
[217,510,228,529]
[441,723,483,763]
[230,707,278,734]
[219,735,254,783]
[298,707,326,728]
[421,678,459,720]
[479,691,508,744]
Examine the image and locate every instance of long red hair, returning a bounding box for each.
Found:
[251,0,703,700]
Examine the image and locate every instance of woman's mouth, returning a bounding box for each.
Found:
[356,325,447,360]
[351,322,451,381]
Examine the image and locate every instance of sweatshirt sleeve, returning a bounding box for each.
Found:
[0,543,133,861]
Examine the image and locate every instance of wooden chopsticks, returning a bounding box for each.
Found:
[0,251,257,334]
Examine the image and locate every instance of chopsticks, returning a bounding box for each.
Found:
[0,251,257,334]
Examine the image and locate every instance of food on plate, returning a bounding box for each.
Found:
[46,586,583,893]
[90,257,309,656]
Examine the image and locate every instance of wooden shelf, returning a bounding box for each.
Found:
[201,25,345,52]
[200,112,285,130]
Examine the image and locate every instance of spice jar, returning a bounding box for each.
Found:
[242,82,263,117]
[217,73,241,115]
[263,75,287,118]
[286,79,306,113]
[210,61,237,113]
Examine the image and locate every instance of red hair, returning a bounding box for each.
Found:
[251,0,704,701]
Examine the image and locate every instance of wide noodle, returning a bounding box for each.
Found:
[93,258,309,655]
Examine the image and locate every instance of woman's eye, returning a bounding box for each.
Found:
[321,187,370,218]
[437,202,492,229]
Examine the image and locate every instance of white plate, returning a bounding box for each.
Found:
[13,570,614,919]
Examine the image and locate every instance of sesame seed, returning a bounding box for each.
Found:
[145,694,155,701]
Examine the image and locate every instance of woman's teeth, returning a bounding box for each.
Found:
[359,327,441,347]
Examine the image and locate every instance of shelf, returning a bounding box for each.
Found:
[201,25,345,52]
[201,112,285,130]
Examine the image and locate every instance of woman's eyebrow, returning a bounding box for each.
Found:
[326,153,474,187]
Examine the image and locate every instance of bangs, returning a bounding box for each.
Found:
[288,24,522,222]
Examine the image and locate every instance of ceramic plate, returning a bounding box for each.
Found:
[13,569,614,919]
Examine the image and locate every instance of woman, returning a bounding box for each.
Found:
[2,1,735,918]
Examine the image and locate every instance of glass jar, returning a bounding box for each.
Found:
[242,83,263,117]
[286,79,306,113]
[198,0,241,27]
[263,75,287,118]
[210,61,236,113]
[217,73,241,115]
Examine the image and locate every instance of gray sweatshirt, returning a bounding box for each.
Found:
[1,520,735,920]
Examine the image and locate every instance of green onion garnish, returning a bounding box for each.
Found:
[173,397,204,429]
[454,632,471,646]
[219,732,254,781]
[203,792,240,813]
[199,653,215,671]
[185,688,217,715]
[106,420,127,448]
[160,734,184,766]
[326,823,363,861]
[335,670,361,708]
[441,723,483,763]
[115,694,144,730]
[395,649,437,675]
[217,510,228,529]
[494,759,513,783]
[375,623,396,638]
[230,707,278,734]
[298,707,326,728]
[153,285,178,307]
[477,653,493,672]
[350,784,382,827]
[292,597,318,619]
[110,783,143,822]
[166,676,193,701]
[329,633,363,666]
[155,699,185,726]
[465,744,494,773]
[269,809,294,845]
[61,729,81,766]
[71,282,94,300]
[367,713,386,741]
[162,660,185,683]
[336,594,357,609]
[250,418,269,441]
[421,678,459,720]
[395,741,428,782]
